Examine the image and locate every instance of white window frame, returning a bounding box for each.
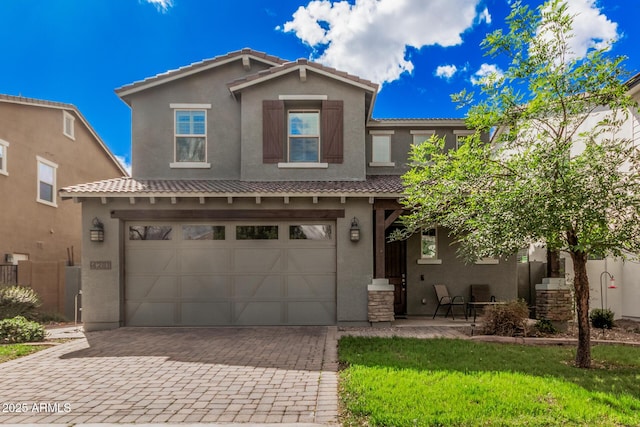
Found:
[410,130,435,146]
[369,130,395,167]
[0,139,9,176]
[417,227,442,264]
[63,111,75,140]
[36,156,58,207]
[169,103,211,168]
[454,130,474,150]
[287,109,321,163]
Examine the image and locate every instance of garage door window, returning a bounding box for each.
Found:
[289,225,332,240]
[183,225,225,240]
[236,225,278,240]
[129,225,172,240]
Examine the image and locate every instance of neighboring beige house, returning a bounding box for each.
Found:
[62,49,517,331]
[0,95,128,268]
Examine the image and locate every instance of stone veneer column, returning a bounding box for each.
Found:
[367,278,395,325]
[536,278,573,330]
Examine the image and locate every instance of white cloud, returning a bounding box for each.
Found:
[435,64,458,80]
[541,0,618,59]
[144,0,173,13]
[477,7,491,24]
[282,0,483,86]
[471,63,504,86]
[115,155,132,175]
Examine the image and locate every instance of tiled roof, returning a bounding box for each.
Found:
[60,176,404,198]
[115,49,288,96]
[227,59,379,93]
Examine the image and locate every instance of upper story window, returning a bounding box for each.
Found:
[0,139,8,176]
[37,156,57,207]
[263,98,343,168]
[411,130,435,146]
[170,103,211,169]
[454,130,474,150]
[288,110,320,162]
[63,111,75,140]
[369,130,395,167]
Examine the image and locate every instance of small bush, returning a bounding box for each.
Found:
[590,308,615,329]
[0,316,45,343]
[535,318,558,335]
[0,285,41,319]
[481,300,529,336]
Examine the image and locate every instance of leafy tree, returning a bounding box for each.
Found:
[397,0,639,368]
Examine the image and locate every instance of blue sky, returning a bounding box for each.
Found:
[1,0,638,172]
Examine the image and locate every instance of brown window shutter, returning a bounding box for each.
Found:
[263,100,284,163]
[321,100,343,163]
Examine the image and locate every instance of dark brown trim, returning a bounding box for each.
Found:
[384,209,404,229]
[375,208,386,278]
[373,199,403,210]
[111,209,345,221]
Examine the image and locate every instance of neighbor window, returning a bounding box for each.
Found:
[421,228,437,259]
[369,130,395,166]
[454,130,474,150]
[411,130,435,146]
[63,111,75,140]
[37,156,57,207]
[0,139,8,175]
[288,110,320,162]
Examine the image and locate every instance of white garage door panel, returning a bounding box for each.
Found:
[181,276,230,298]
[127,302,176,326]
[125,220,336,326]
[125,276,179,299]
[182,303,232,325]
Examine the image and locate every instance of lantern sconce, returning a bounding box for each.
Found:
[349,217,360,242]
[90,217,105,242]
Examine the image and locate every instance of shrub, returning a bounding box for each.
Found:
[535,318,558,335]
[0,285,41,319]
[481,300,530,336]
[590,308,615,329]
[0,316,45,343]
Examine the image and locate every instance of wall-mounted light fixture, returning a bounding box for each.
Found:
[90,217,104,242]
[349,217,360,242]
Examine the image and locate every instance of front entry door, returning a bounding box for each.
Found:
[385,228,407,316]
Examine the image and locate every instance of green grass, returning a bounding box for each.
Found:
[339,337,640,426]
[0,343,46,363]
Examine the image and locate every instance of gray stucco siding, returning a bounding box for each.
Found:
[405,227,518,316]
[237,72,368,181]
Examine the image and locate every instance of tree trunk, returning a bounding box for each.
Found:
[571,250,591,368]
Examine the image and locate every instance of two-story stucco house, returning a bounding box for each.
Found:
[0,95,127,269]
[61,49,517,331]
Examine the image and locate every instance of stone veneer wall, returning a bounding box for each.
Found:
[367,279,395,323]
[536,278,573,323]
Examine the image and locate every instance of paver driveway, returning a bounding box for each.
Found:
[0,326,338,424]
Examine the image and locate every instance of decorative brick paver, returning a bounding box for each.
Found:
[0,326,339,425]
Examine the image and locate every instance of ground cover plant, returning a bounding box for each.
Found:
[339,337,640,426]
[0,343,45,363]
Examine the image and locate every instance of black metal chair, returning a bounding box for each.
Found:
[432,284,467,320]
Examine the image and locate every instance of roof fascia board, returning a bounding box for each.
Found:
[116,54,283,98]
[60,191,403,200]
[368,119,467,127]
[229,65,377,94]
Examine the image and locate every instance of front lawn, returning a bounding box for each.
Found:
[339,337,640,426]
[0,344,46,363]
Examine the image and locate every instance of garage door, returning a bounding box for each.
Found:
[125,221,336,326]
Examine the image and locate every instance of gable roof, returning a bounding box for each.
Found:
[115,48,287,100]
[0,94,129,176]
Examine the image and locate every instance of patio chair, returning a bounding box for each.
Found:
[432,284,467,320]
